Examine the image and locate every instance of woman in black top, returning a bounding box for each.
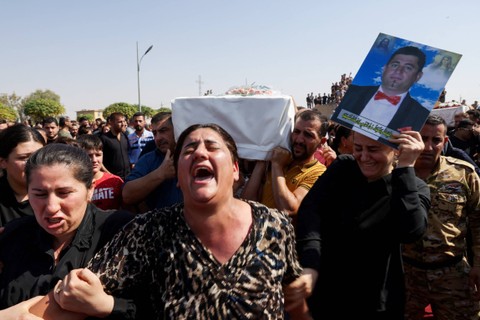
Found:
[0,124,45,226]
[286,131,430,319]
[0,144,133,311]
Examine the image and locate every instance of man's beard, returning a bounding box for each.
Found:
[135,125,143,132]
[292,143,309,162]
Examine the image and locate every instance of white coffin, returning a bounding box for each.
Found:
[171,95,295,160]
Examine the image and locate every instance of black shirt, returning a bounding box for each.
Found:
[100,131,131,180]
[296,155,430,319]
[0,174,34,227]
[448,134,479,164]
[0,204,133,308]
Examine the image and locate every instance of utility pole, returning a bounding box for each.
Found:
[196,75,204,96]
[136,42,153,112]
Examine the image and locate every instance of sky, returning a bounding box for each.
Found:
[2,0,480,118]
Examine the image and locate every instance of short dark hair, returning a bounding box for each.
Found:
[132,112,145,118]
[466,109,480,119]
[78,125,93,136]
[59,117,67,127]
[151,111,172,126]
[77,134,103,151]
[108,112,125,122]
[43,117,58,126]
[55,136,79,147]
[423,114,448,135]
[424,114,447,127]
[173,123,239,172]
[296,109,323,137]
[388,46,426,71]
[457,118,474,129]
[331,125,352,153]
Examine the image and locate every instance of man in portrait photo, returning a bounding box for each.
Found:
[332,45,430,146]
[332,33,462,148]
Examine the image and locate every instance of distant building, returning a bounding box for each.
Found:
[76,109,104,121]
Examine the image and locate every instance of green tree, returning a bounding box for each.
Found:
[102,102,137,120]
[20,90,62,122]
[24,98,65,123]
[22,89,61,104]
[77,113,94,122]
[156,107,172,113]
[0,102,18,122]
[0,93,22,119]
[140,106,156,118]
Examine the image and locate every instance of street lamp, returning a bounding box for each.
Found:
[137,42,153,112]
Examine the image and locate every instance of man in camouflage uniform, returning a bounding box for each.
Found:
[403,114,480,319]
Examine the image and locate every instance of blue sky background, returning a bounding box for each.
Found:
[352,33,462,111]
[1,0,479,118]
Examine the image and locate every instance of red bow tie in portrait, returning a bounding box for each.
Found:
[374,91,401,105]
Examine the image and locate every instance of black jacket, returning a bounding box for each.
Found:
[0,204,133,308]
[0,174,34,227]
[296,155,430,319]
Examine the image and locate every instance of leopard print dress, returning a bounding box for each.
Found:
[88,200,302,319]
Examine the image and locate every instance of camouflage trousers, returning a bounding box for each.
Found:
[404,258,480,320]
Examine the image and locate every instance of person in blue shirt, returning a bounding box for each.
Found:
[127,112,154,167]
[122,112,183,213]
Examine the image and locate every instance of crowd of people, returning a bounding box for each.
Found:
[0,85,480,318]
[305,72,353,108]
[0,114,310,319]
[439,102,480,171]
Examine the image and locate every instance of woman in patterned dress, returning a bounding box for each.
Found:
[18,124,306,319]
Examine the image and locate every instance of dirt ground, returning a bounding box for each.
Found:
[313,103,337,119]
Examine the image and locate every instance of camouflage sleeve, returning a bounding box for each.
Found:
[466,170,480,267]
